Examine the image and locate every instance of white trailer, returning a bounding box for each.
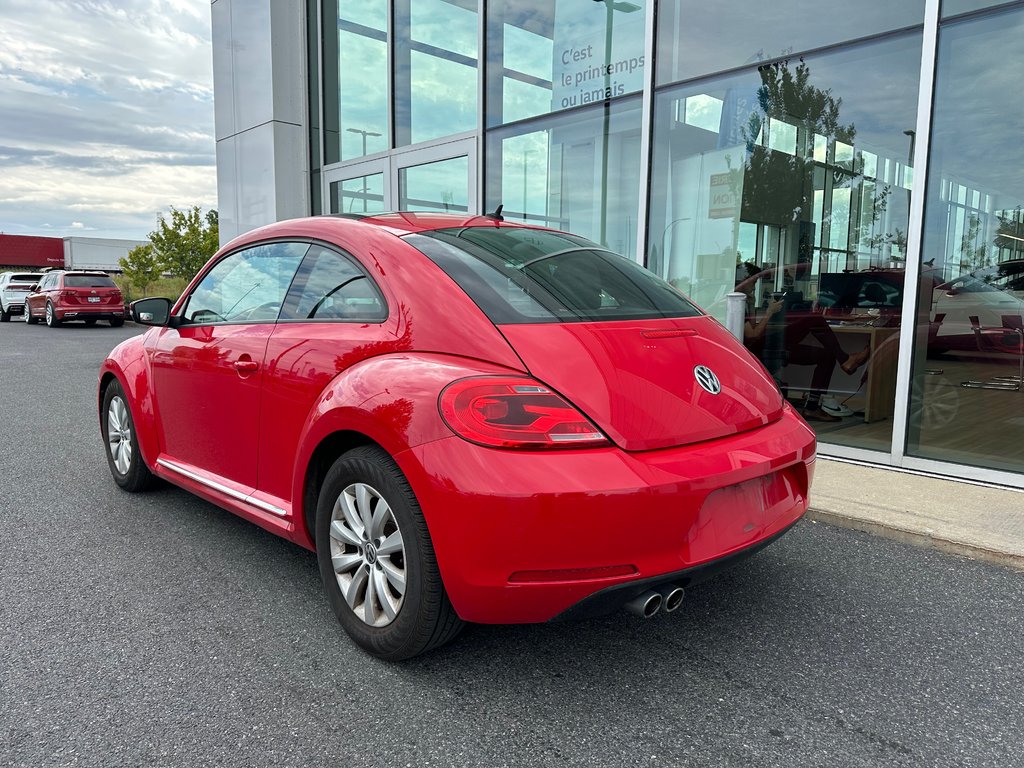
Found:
[63,237,150,272]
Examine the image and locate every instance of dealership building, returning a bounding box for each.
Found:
[211,0,1024,489]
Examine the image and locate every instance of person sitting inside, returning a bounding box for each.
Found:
[745,296,870,422]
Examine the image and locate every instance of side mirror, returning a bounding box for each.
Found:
[131,297,173,326]
[30,284,39,292]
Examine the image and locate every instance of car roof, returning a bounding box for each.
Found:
[224,211,549,252]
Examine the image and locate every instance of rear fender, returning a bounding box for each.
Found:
[292,353,526,540]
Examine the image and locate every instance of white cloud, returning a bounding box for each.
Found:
[0,0,215,239]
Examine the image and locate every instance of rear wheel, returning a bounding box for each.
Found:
[102,380,157,492]
[45,302,61,327]
[0,302,10,322]
[110,317,124,328]
[315,446,463,660]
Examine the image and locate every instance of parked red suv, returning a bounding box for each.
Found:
[25,270,125,327]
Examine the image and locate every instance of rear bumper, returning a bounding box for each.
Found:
[398,405,816,624]
[1,294,27,311]
[56,306,124,320]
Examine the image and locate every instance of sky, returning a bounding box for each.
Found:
[0,0,215,241]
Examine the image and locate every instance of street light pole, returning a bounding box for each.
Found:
[345,127,383,212]
[346,127,383,158]
[591,0,640,247]
[522,149,535,221]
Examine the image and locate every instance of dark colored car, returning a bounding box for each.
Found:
[99,213,816,660]
[25,270,125,327]
[0,271,44,321]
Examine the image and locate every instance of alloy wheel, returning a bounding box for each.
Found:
[328,482,407,628]
[106,396,133,475]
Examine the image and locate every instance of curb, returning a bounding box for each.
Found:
[806,508,1024,572]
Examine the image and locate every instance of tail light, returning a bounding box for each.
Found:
[440,376,609,449]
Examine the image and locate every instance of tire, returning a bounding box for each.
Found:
[110,318,124,328]
[25,303,38,324]
[316,446,463,660]
[102,380,157,492]
[0,302,9,322]
[84,318,97,326]
[45,302,61,327]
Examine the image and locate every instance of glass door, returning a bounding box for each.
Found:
[324,157,389,215]
[323,137,477,215]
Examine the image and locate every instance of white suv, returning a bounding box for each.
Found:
[0,271,44,322]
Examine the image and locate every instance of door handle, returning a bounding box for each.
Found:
[233,358,259,374]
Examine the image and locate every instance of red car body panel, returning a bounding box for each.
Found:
[401,406,814,623]
[500,316,785,451]
[98,213,817,626]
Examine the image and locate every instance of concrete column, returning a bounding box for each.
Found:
[212,0,309,245]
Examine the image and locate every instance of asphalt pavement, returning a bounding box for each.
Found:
[1,322,1022,768]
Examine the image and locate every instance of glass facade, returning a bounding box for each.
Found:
[394,0,478,145]
[648,35,922,452]
[906,6,1024,474]
[486,0,647,127]
[656,0,924,85]
[307,0,1024,485]
[485,97,642,255]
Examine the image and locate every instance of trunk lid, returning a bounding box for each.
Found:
[499,315,784,451]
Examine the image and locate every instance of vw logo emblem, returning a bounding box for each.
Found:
[694,365,721,395]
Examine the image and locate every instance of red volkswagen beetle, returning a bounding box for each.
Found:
[99,213,815,660]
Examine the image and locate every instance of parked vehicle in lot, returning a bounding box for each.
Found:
[25,270,125,327]
[99,213,816,660]
[0,271,44,321]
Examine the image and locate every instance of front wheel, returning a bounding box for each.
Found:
[110,317,124,328]
[102,380,157,492]
[25,304,38,324]
[315,446,463,660]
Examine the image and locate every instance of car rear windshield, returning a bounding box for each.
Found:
[11,274,42,283]
[404,227,701,324]
[65,275,116,288]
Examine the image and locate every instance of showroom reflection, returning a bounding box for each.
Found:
[907,7,1024,475]
[649,36,921,451]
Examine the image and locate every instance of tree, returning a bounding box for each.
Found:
[149,206,219,280]
[119,243,162,296]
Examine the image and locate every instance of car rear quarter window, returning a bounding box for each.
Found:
[279,244,386,322]
[405,227,702,324]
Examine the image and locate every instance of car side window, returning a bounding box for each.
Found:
[179,242,308,325]
[279,244,387,322]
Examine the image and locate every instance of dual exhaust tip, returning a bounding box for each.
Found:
[624,584,685,619]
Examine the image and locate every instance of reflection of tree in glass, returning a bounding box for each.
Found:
[739,58,855,231]
[958,213,992,274]
[734,57,903,265]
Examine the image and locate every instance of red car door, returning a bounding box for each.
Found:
[255,244,397,508]
[148,242,308,492]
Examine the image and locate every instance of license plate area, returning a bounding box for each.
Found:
[684,470,800,563]
[88,297,101,303]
